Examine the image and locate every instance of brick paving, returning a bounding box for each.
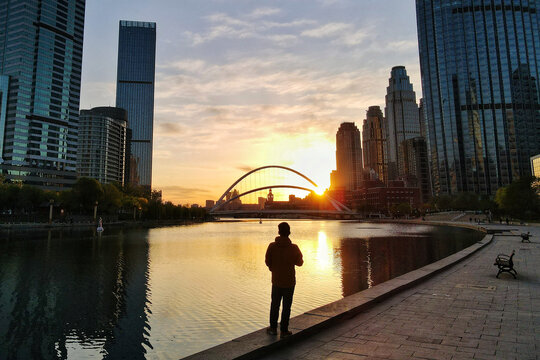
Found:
[260,224,540,360]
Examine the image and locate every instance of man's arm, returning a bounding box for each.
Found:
[295,245,304,266]
[265,243,273,269]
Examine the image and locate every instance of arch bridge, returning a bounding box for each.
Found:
[210,165,352,216]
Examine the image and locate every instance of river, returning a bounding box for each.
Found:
[0,220,483,359]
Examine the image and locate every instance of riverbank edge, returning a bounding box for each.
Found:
[0,219,205,230]
[183,223,493,360]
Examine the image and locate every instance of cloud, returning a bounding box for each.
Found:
[236,165,254,172]
[301,22,352,38]
[158,122,184,135]
[248,7,281,18]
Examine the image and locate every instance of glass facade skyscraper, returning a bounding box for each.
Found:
[416,0,540,195]
[116,20,156,189]
[0,0,85,189]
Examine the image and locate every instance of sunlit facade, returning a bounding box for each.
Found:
[0,0,85,189]
[531,154,540,177]
[116,20,156,189]
[333,122,363,191]
[417,0,540,195]
[77,107,128,185]
[362,106,388,183]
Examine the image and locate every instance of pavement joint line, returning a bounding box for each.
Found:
[183,224,493,360]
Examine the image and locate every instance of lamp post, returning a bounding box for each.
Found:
[94,201,98,222]
[48,199,54,224]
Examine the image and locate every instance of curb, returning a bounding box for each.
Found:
[184,231,493,360]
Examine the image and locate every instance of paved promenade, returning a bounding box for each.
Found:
[259,223,540,360]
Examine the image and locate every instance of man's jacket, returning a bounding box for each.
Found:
[265,236,303,288]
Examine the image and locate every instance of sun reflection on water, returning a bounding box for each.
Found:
[315,231,332,272]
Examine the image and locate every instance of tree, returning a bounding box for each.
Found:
[100,183,123,214]
[495,176,540,219]
[72,177,104,213]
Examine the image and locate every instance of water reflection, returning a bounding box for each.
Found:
[0,221,483,359]
[0,228,151,359]
[339,231,479,297]
[315,231,332,271]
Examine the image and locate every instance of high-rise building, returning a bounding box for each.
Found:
[116,20,156,189]
[385,66,421,181]
[332,122,363,191]
[416,0,540,195]
[0,0,85,189]
[399,137,431,203]
[77,107,128,185]
[362,106,388,183]
[419,98,426,138]
[531,154,540,178]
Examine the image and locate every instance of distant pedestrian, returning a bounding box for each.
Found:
[265,222,303,338]
[506,217,509,225]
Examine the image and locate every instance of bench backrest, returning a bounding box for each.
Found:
[508,250,515,266]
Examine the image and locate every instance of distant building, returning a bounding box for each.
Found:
[385,66,421,181]
[398,137,431,203]
[362,106,388,183]
[77,107,128,185]
[258,197,266,210]
[332,122,363,191]
[205,200,215,209]
[0,0,85,189]
[350,180,420,214]
[531,154,540,178]
[116,20,156,189]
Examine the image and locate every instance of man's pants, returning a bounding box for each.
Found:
[269,285,295,331]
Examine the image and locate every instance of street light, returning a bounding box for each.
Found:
[94,201,98,221]
[49,199,54,224]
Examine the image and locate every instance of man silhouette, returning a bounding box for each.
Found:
[265,222,303,338]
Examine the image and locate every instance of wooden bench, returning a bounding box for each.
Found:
[521,232,531,243]
[494,250,516,279]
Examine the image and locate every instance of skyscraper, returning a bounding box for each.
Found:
[0,0,85,189]
[385,66,421,181]
[417,0,540,195]
[116,20,156,189]
[332,122,363,191]
[77,107,128,185]
[399,137,431,203]
[362,106,388,183]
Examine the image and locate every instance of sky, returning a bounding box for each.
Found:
[80,0,421,205]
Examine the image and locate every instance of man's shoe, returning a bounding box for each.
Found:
[266,327,277,335]
[280,330,292,338]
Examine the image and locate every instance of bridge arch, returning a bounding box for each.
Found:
[210,165,351,213]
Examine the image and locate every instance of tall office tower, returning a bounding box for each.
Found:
[362,106,388,183]
[385,66,421,181]
[0,0,85,189]
[417,0,540,195]
[116,20,156,189]
[399,137,431,203]
[333,122,363,191]
[77,107,128,185]
[418,98,426,138]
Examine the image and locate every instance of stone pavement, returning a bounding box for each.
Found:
[259,224,540,360]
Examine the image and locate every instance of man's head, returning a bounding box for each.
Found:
[278,222,290,237]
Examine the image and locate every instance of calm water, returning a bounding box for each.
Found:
[0,220,483,359]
